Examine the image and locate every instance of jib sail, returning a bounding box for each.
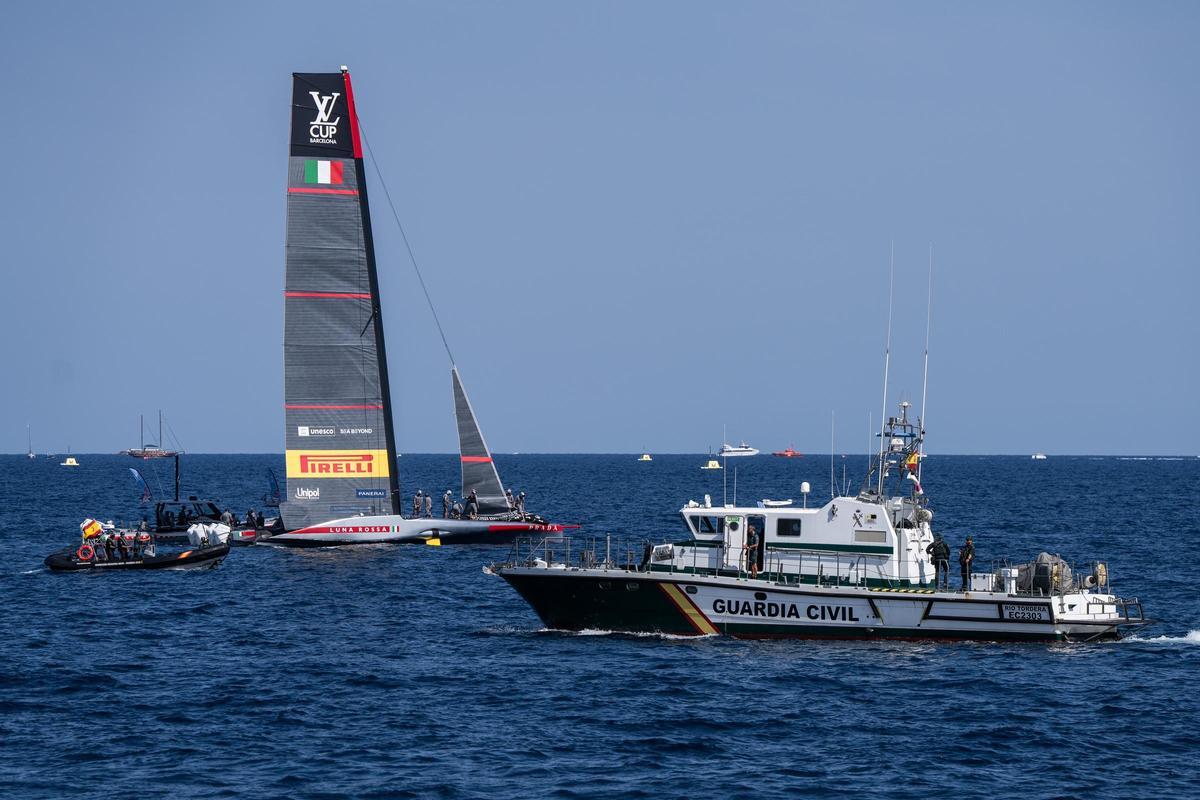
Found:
[452,367,509,515]
[280,69,400,530]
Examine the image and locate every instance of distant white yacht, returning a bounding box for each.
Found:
[1031,452,1048,460]
[719,442,759,457]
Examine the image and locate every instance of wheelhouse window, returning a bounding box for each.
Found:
[776,518,803,537]
[697,516,725,534]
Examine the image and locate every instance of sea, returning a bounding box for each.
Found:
[2,453,1198,799]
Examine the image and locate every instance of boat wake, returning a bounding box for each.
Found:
[554,628,717,641]
[1127,629,1200,645]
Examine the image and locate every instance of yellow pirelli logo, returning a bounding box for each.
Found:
[286,449,390,478]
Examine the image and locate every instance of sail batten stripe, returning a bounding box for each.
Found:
[287,187,359,196]
[461,456,492,463]
[285,291,372,299]
[285,404,383,410]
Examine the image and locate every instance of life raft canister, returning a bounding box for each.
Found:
[76,544,95,561]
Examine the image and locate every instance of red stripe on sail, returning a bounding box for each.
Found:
[342,70,363,159]
[287,187,358,195]
[331,161,344,184]
[284,291,372,299]
[460,456,492,463]
[285,404,383,410]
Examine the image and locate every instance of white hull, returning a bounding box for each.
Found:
[266,514,565,547]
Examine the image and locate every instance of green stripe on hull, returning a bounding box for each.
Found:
[768,542,893,554]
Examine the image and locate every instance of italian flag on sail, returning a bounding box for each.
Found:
[304,160,344,185]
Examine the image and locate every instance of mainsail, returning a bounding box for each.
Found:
[280,69,400,530]
[452,367,509,514]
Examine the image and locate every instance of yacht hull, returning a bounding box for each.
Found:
[496,567,1134,642]
[266,515,568,547]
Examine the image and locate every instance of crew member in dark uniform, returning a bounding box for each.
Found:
[926,533,951,589]
[744,524,760,579]
[465,490,479,520]
[959,537,975,590]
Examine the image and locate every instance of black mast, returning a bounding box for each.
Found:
[343,67,401,516]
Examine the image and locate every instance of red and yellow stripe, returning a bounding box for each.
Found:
[659,583,719,636]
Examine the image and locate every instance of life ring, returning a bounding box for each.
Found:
[77,544,95,561]
[1094,563,1108,586]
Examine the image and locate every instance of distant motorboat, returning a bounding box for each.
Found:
[638,453,653,462]
[719,442,758,457]
[1032,453,1048,460]
[701,459,722,470]
[772,446,802,458]
[60,447,79,467]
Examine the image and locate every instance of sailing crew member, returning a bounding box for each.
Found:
[443,490,452,519]
[516,491,526,515]
[412,491,423,519]
[744,524,760,579]
[959,537,975,590]
[423,493,433,518]
[465,490,479,520]
[505,488,515,510]
[926,534,951,589]
[246,509,259,529]
[220,509,235,526]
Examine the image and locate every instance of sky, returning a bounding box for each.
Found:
[1,2,1197,455]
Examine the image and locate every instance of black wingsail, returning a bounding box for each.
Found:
[452,367,510,515]
[280,70,400,530]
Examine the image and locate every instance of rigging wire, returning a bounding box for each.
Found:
[357,120,456,367]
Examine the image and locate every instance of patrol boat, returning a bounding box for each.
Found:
[490,404,1148,642]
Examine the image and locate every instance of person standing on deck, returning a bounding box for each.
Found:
[959,537,975,590]
[505,488,515,510]
[744,524,761,579]
[423,493,433,518]
[443,490,452,519]
[516,491,526,515]
[926,534,951,589]
[465,490,479,520]
[412,490,423,519]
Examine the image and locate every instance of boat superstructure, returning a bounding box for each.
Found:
[719,442,758,457]
[491,404,1148,642]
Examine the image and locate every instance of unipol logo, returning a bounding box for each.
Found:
[294,486,320,500]
[309,91,341,144]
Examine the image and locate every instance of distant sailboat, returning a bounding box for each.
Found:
[120,411,180,459]
[26,425,35,460]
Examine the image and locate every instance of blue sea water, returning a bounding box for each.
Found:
[2,453,1198,799]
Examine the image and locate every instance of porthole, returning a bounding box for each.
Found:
[685,586,698,595]
[625,582,640,591]
[754,591,767,601]
[598,581,611,590]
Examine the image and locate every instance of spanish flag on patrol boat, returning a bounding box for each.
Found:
[904,452,919,472]
[80,519,103,539]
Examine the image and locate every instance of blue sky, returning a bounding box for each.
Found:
[2,2,1196,455]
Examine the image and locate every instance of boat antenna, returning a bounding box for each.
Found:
[918,242,933,482]
[721,424,728,506]
[877,242,895,495]
[358,121,457,366]
[830,411,835,500]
